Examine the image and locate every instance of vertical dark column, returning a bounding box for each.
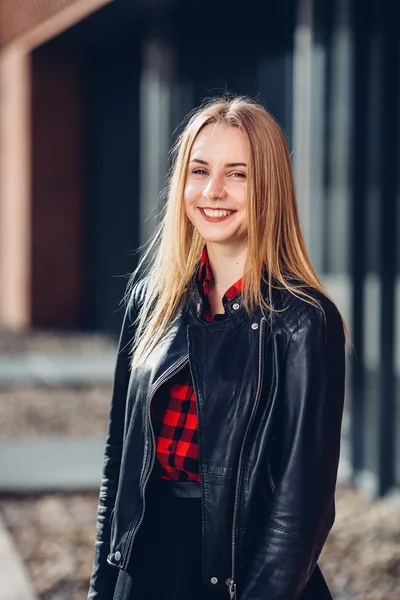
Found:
[255,0,294,143]
[349,0,369,473]
[31,48,83,328]
[83,43,140,333]
[175,1,294,138]
[378,0,398,496]
[317,0,334,274]
[256,43,294,144]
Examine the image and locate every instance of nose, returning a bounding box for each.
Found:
[202,175,227,201]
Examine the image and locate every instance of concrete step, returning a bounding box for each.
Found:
[0,437,105,493]
[0,354,115,386]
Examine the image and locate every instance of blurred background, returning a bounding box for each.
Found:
[0,0,399,599]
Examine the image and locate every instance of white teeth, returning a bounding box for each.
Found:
[202,208,234,218]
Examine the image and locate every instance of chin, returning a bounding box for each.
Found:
[200,232,238,245]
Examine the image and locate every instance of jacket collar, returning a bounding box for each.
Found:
[189,283,244,319]
[192,246,244,319]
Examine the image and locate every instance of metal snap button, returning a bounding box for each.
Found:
[114,551,121,562]
[232,303,240,310]
[251,323,259,330]
[210,577,218,584]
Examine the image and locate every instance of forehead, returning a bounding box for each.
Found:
[190,122,249,160]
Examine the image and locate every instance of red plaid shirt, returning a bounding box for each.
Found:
[151,246,243,481]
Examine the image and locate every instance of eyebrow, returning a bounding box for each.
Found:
[189,158,247,168]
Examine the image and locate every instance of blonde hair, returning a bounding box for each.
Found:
[128,95,350,369]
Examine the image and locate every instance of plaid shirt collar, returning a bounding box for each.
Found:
[197,246,243,305]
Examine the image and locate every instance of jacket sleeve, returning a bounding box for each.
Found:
[241,303,346,600]
[87,296,138,600]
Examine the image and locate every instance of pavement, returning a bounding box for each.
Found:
[0,350,114,600]
[0,510,37,600]
[0,349,352,600]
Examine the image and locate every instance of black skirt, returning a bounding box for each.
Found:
[113,480,227,600]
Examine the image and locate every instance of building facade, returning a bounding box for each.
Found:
[0,0,399,496]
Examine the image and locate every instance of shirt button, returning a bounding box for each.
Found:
[168,444,173,451]
[251,322,259,330]
[232,303,240,310]
[114,551,121,562]
[210,577,218,584]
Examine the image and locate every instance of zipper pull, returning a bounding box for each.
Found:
[225,578,237,599]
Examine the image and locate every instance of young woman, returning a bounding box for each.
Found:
[87,96,347,600]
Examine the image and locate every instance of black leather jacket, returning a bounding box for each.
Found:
[88,277,346,600]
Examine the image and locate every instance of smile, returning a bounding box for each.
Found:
[199,208,237,222]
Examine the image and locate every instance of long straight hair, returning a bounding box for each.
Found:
[128,96,350,369]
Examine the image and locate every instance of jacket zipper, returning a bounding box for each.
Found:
[226,318,266,600]
[122,353,189,569]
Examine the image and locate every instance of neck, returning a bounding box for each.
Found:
[206,241,247,291]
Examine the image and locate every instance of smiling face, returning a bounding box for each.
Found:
[184,122,249,249]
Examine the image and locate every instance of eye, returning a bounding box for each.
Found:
[231,172,246,178]
[192,169,208,176]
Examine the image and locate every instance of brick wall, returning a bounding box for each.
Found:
[0,0,77,46]
[30,48,84,328]
[0,0,111,49]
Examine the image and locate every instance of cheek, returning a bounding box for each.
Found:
[184,183,198,208]
[239,190,248,214]
[183,189,195,220]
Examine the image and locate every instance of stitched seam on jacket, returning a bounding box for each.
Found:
[286,306,314,333]
[271,312,291,335]
[289,305,323,337]
[266,525,323,550]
